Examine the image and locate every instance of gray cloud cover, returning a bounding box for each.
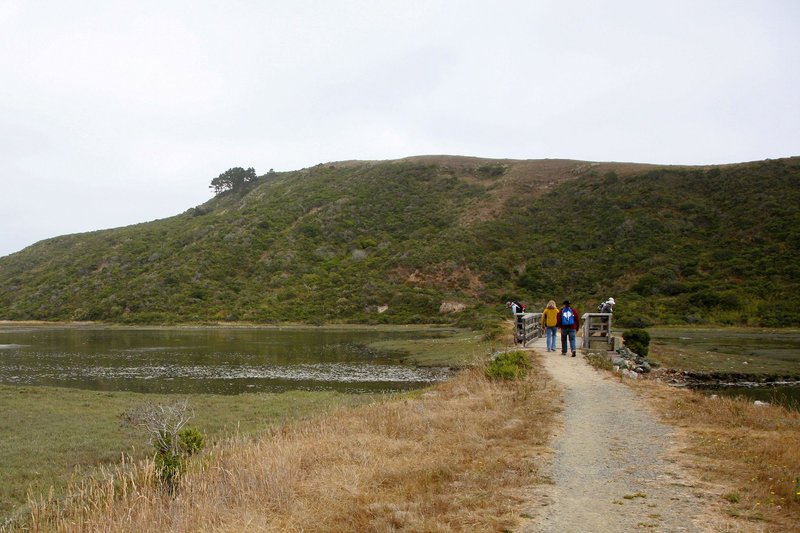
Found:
[1,0,798,257]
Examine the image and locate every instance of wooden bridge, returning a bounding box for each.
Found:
[514,312,543,346]
[513,311,619,351]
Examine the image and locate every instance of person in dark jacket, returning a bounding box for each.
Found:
[506,301,526,343]
[599,297,615,314]
[557,300,581,357]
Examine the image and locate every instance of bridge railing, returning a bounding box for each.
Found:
[581,313,616,350]
[514,312,543,346]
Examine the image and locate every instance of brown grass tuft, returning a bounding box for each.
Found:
[15,352,557,532]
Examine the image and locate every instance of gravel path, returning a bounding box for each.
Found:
[523,336,721,533]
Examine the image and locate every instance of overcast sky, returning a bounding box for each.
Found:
[1,1,798,258]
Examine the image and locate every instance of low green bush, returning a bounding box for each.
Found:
[122,401,206,491]
[622,329,651,357]
[485,350,530,380]
[154,427,206,490]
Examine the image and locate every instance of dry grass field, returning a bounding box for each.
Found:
[10,340,800,532]
[19,352,558,532]
[631,378,800,532]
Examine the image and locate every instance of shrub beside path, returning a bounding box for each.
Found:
[521,337,728,532]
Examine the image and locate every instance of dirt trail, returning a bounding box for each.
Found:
[523,336,723,533]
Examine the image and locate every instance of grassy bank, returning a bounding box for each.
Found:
[622,371,800,530]
[0,386,377,521]
[12,353,558,532]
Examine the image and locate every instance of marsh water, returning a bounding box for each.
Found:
[648,327,800,409]
[0,325,454,394]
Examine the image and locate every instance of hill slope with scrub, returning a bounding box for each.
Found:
[1,155,799,327]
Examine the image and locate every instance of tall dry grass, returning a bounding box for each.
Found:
[17,353,557,532]
[632,379,800,532]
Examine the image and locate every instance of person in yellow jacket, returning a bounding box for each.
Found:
[541,300,559,352]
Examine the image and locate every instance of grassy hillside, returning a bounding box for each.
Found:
[1,156,798,327]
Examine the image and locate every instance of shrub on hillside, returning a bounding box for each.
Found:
[757,300,800,328]
[452,305,497,332]
[615,314,655,329]
[475,164,507,179]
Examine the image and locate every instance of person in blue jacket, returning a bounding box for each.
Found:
[557,300,581,357]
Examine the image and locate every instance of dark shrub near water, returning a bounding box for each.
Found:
[622,329,651,357]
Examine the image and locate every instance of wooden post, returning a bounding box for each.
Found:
[581,313,613,351]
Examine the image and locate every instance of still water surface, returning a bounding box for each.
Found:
[0,325,453,394]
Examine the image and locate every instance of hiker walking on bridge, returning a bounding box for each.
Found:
[557,300,580,357]
[541,300,559,352]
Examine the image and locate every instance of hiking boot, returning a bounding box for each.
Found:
[571,351,576,357]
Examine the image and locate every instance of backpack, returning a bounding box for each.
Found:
[561,308,575,326]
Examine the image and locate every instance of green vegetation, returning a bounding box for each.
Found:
[154,426,204,489]
[622,329,651,357]
[485,350,530,380]
[209,166,257,195]
[724,492,741,504]
[121,400,206,490]
[0,385,377,519]
[0,156,799,328]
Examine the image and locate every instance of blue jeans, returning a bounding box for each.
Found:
[561,328,576,353]
[545,326,558,351]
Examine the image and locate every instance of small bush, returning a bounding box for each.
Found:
[178,427,205,456]
[122,400,206,491]
[622,329,651,357]
[154,427,205,488]
[485,350,530,380]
